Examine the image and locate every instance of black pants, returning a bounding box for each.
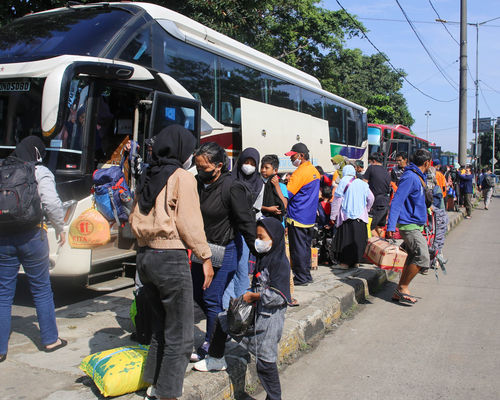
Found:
[287,223,313,284]
[208,321,282,400]
[136,248,193,399]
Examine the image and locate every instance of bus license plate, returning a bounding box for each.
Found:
[0,81,31,92]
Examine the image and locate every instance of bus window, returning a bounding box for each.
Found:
[367,126,381,153]
[265,75,300,112]
[219,58,264,125]
[118,24,153,68]
[300,89,323,119]
[383,128,392,141]
[155,24,216,119]
[347,119,356,146]
[324,98,345,144]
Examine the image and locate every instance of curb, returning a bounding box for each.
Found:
[178,207,471,400]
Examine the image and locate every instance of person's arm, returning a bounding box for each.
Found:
[272,175,288,208]
[230,183,257,252]
[362,165,371,183]
[386,176,413,232]
[330,193,343,223]
[35,166,65,239]
[366,188,375,210]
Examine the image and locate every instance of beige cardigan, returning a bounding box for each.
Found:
[129,168,211,261]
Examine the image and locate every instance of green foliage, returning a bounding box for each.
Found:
[1,0,414,127]
[479,130,500,167]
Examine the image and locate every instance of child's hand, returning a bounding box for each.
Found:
[271,175,280,187]
[268,205,281,215]
[243,291,259,303]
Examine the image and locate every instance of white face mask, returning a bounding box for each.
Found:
[292,158,301,168]
[241,164,256,175]
[182,154,193,170]
[255,239,273,254]
[332,164,340,171]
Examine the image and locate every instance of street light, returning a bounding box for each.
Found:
[436,16,500,169]
[425,110,431,142]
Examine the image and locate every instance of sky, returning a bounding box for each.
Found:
[322,0,500,153]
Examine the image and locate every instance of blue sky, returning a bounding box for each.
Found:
[323,0,500,153]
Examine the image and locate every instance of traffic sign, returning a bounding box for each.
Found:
[473,117,492,133]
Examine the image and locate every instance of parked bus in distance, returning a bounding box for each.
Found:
[440,153,456,167]
[0,2,367,288]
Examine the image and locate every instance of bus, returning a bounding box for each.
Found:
[0,2,368,287]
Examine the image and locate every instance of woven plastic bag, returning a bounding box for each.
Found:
[79,345,149,397]
[69,208,110,249]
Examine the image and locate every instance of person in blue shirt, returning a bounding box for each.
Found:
[459,166,474,219]
[386,149,432,304]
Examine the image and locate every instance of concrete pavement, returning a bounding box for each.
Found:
[0,207,471,400]
[256,197,500,400]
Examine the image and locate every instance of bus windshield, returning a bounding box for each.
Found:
[0,7,133,62]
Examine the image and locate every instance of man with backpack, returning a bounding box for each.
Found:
[0,136,67,363]
[479,167,496,210]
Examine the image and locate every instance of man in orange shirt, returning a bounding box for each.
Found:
[433,159,447,198]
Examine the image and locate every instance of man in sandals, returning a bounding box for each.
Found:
[386,149,432,304]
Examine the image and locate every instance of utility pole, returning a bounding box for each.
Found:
[425,111,431,142]
[474,23,480,172]
[458,0,467,165]
[493,118,497,173]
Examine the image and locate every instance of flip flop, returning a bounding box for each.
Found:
[0,354,6,363]
[392,289,418,304]
[289,298,300,307]
[44,338,68,353]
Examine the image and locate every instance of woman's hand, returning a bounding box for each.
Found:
[243,291,260,303]
[202,258,214,290]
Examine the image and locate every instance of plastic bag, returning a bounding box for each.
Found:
[227,295,256,338]
[79,345,149,397]
[69,208,111,249]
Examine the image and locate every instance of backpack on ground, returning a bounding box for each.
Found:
[93,157,133,225]
[484,175,496,188]
[0,157,42,231]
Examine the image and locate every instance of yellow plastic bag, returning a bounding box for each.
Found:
[69,208,110,249]
[79,345,149,397]
[367,217,373,239]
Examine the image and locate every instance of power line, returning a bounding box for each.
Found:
[481,80,500,95]
[357,17,500,28]
[479,85,495,116]
[428,0,460,45]
[395,0,458,90]
[335,0,457,103]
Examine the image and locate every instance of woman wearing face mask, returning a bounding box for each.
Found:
[0,136,67,363]
[194,217,291,400]
[191,142,257,362]
[130,125,213,400]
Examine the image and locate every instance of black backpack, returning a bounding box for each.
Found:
[0,157,43,231]
[484,175,496,188]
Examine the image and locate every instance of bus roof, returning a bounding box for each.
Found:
[32,2,367,113]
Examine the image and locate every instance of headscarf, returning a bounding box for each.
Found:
[331,154,348,178]
[334,165,370,220]
[255,217,292,304]
[12,135,46,163]
[137,125,196,214]
[232,147,263,202]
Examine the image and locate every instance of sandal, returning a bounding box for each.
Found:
[289,298,300,307]
[392,289,418,304]
[0,354,6,363]
[44,338,68,353]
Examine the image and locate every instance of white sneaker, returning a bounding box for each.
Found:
[144,385,157,400]
[193,355,227,372]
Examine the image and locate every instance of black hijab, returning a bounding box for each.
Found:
[137,125,196,214]
[255,217,292,304]
[232,147,263,203]
[12,136,46,163]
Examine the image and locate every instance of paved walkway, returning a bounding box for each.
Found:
[257,198,500,400]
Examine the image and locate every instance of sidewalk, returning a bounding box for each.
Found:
[0,209,467,400]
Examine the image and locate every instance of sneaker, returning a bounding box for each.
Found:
[144,385,157,400]
[190,341,209,362]
[465,216,471,219]
[193,355,227,372]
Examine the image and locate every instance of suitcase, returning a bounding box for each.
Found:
[446,196,455,212]
[364,237,407,272]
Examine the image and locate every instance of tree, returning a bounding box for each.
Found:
[479,130,500,168]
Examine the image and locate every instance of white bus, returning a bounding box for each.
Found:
[0,2,367,287]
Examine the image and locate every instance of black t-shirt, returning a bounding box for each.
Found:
[363,164,391,199]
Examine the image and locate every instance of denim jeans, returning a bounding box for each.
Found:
[136,248,193,399]
[222,233,247,309]
[0,229,58,354]
[192,239,238,342]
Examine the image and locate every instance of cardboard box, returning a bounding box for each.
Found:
[364,237,407,272]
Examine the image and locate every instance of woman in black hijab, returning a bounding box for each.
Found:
[194,217,290,400]
[130,125,213,400]
[232,147,264,211]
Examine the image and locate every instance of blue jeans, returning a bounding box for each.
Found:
[192,239,238,343]
[0,229,58,354]
[223,234,247,309]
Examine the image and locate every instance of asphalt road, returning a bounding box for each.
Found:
[257,198,500,400]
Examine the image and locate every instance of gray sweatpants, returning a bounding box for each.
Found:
[483,188,493,208]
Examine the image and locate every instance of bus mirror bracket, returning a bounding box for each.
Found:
[42,61,134,139]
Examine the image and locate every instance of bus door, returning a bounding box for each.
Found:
[382,139,412,170]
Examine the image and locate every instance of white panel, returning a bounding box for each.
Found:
[240,98,331,172]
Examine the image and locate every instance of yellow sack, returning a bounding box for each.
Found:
[367,217,373,239]
[79,345,149,397]
[69,208,110,249]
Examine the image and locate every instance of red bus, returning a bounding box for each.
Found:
[368,123,434,167]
